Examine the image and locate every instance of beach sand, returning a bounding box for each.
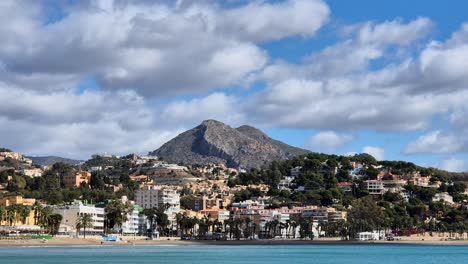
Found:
[1,235,468,247]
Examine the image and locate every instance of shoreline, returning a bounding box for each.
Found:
[2,237,468,247]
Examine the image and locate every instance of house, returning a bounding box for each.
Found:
[200,208,230,222]
[350,168,366,180]
[90,166,102,172]
[63,171,91,188]
[130,175,152,184]
[327,208,347,222]
[365,180,385,195]
[356,231,379,241]
[290,166,302,177]
[277,176,295,190]
[195,195,230,211]
[21,168,43,177]
[432,193,454,205]
[337,182,353,193]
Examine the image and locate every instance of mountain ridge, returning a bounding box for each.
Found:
[150,120,310,169]
[27,156,83,166]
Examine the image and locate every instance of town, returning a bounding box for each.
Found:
[1,147,468,243]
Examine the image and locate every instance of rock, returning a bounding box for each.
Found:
[150,120,309,169]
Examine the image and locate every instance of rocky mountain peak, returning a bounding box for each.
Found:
[150,120,309,169]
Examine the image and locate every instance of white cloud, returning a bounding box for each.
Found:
[0,0,329,96]
[362,146,385,160]
[307,131,353,152]
[403,131,461,154]
[161,92,245,127]
[440,158,468,172]
[218,0,330,43]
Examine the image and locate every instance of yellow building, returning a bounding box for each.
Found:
[63,171,91,188]
[0,196,36,226]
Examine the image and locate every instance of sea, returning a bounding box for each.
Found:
[1,245,467,264]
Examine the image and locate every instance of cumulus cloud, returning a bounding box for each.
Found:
[362,146,385,160]
[307,131,353,152]
[0,82,183,158]
[403,131,462,155]
[0,0,329,96]
[161,92,245,127]
[3,0,468,168]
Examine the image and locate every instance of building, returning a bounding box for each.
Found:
[432,193,454,205]
[357,231,379,241]
[337,182,353,193]
[200,208,230,222]
[327,208,347,222]
[191,195,230,211]
[135,185,180,223]
[290,166,302,177]
[54,201,105,235]
[21,168,43,177]
[278,176,295,190]
[365,180,385,195]
[119,196,143,235]
[0,196,36,226]
[63,171,91,188]
[301,207,328,222]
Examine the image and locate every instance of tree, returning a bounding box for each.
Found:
[143,208,157,237]
[347,197,385,238]
[17,205,31,224]
[49,214,63,236]
[76,213,94,239]
[6,207,16,226]
[105,200,133,234]
[32,201,43,225]
[0,205,5,224]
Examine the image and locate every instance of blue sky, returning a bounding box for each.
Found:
[1,0,468,172]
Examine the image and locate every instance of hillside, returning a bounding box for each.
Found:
[27,156,83,166]
[150,120,310,169]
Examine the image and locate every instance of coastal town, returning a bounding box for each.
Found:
[1,147,468,245]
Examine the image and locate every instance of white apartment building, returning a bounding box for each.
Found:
[277,176,295,190]
[432,192,454,205]
[21,168,43,177]
[119,196,142,235]
[302,207,329,222]
[54,201,105,235]
[135,186,180,223]
[365,180,385,195]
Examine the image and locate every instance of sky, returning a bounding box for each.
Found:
[1,0,468,172]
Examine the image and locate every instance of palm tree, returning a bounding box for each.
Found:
[175,212,184,236]
[233,218,244,240]
[270,220,279,237]
[18,205,32,225]
[32,201,43,225]
[49,214,63,236]
[6,207,16,226]
[155,204,171,236]
[143,208,157,237]
[76,213,94,239]
[105,200,133,234]
[0,205,6,224]
[38,206,53,233]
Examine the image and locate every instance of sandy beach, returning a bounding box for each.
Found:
[1,236,468,247]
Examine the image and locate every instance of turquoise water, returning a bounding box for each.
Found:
[1,245,467,263]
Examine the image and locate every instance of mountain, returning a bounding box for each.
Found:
[150,120,310,169]
[28,156,83,166]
